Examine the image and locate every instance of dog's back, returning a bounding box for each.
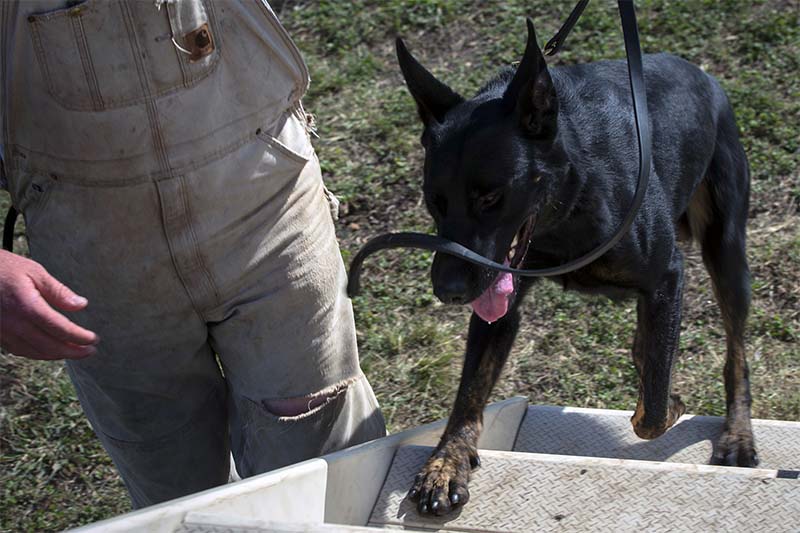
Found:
[551,53,738,222]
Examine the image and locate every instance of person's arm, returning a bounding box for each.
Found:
[0,250,99,359]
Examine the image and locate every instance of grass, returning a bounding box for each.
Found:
[1,1,798,530]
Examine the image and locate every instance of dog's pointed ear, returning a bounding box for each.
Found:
[396,38,463,127]
[503,19,558,138]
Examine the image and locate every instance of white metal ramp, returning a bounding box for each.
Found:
[71,398,800,533]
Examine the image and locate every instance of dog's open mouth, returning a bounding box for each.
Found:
[470,215,536,323]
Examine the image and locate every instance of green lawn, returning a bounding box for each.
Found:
[1,1,798,531]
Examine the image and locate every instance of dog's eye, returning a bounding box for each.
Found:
[476,190,503,212]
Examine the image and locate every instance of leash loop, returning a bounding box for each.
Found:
[543,0,591,56]
[348,1,651,296]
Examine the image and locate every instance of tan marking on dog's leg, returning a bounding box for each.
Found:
[686,179,713,243]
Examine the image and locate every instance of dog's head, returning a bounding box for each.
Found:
[397,20,567,322]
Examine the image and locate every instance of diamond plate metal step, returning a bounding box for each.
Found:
[513,405,800,471]
[369,445,800,532]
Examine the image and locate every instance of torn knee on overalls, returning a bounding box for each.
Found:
[263,377,356,418]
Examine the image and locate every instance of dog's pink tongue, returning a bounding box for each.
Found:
[470,270,514,323]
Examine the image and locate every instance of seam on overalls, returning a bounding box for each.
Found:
[120,2,171,174]
[26,2,222,111]
[255,128,310,164]
[71,13,104,111]
[165,1,192,89]
[8,101,283,186]
[254,0,309,105]
[156,180,206,318]
[180,174,222,308]
[10,131,248,186]
[27,15,60,108]
[121,3,220,318]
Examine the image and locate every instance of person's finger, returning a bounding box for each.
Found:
[21,290,99,346]
[25,324,98,359]
[12,324,97,360]
[30,267,89,312]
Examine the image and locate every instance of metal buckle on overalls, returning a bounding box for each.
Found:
[183,23,214,62]
[157,0,215,62]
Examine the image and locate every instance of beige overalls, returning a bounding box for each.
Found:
[0,0,385,508]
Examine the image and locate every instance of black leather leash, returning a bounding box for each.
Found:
[347,0,651,297]
[543,0,590,56]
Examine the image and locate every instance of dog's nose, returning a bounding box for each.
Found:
[431,252,474,305]
[433,277,470,305]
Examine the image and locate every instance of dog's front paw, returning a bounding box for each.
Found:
[408,445,478,516]
[631,394,686,440]
[711,428,759,467]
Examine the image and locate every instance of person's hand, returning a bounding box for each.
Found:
[0,250,99,359]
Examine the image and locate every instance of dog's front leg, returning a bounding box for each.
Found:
[630,249,687,439]
[408,308,520,516]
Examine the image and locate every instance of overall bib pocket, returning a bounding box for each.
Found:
[27,0,220,111]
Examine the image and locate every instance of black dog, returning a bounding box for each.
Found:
[397,19,755,516]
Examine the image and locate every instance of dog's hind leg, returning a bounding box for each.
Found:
[630,248,687,439]
[692,110,757,467]
[408,298,523,516]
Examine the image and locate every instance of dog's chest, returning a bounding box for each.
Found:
[558,266,637,302]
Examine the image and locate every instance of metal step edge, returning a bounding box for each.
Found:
[524,404,800,427]
[513,405,800,471]
[397,445,792,481]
